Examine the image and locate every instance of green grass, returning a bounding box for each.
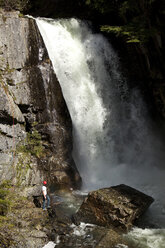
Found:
[0,181,13,216]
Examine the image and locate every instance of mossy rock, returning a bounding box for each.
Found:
[0,181,12,216]
[0,189,8,199]
[0,199,11,216]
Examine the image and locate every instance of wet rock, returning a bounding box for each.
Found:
[48,207,57,218]
[94,227,136,248]
[33,195,43,208]
[75,184,154,230]
[54,222,134,248]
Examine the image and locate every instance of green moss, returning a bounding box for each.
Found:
[15,156,31,186]
[0,188,28,247]
[0,215,9,224]
[15,128,45,185]
[17,130,45,158]
[101,23,154,43]
[0,180,12,189]
[0,189,8,199]
[19,12,24,17]
[0,181,13,216]
[0,199,11,216]
[86,0,159,44]
[31,121,38,127]
[0,181,29,216]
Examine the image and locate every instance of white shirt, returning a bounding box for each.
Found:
[42,185,47,195]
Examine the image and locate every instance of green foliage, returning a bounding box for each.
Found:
[0,189,8,199]
[0,199,11,216]
[18,12,24,17]
[101,22,154,43]
[0,180,12,189]
[86,0,159,43]
[85,0,117,14]
[0,181,12,216]
[101,25,122,34]
[15,129,45,185]
[31,121,38,127]
[119,1,130,17]
[17,129,44,158]
[119,0,140,19]
[118,0,157,42]
[0,0,29,11]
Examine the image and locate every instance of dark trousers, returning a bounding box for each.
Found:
[43,195,50,209]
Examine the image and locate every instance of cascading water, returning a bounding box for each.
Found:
[36,17,165,245]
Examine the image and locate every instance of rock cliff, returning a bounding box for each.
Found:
[0,10,81,193]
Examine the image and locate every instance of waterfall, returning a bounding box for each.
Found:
[36,18,165,227]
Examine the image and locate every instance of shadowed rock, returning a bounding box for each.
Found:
[75,184,154,231]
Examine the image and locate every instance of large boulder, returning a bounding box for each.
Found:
[75,184,154,231]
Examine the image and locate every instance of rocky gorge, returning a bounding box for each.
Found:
[0,10,82,247]
[0,2,165,247]
[0,181,154,247]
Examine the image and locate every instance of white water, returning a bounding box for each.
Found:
[36,17,165,245]
[43,241,56,248]
[125,227,165,248]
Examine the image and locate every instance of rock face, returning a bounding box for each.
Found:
[0,10,81,191]
[75,184,154,230]
[0,186,51,248]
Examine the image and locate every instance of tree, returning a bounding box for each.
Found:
[0,0,30,11]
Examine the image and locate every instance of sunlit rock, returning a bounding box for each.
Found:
[75,184,154,230]
[0,10,81,189]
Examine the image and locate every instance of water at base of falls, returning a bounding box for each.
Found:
[36,17,165,233]
[41,190,165,248]
[125,227,165,248]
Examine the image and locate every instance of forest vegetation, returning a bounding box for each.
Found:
[0,0,164,44]
[85,0,164,43]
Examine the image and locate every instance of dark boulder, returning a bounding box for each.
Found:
[75,184,154,231]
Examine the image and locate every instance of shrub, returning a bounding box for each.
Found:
[0,199,11,216]
[0,181,12,216]
[0,180,12,189]
[0,189,8,199]
[0,0,29,11]
[17,130,45,158]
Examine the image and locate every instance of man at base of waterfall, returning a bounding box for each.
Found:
[42,181,50,210]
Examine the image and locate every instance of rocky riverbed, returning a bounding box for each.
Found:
[0,183,154,248]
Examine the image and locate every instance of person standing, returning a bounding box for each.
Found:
[42,181,50,210]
